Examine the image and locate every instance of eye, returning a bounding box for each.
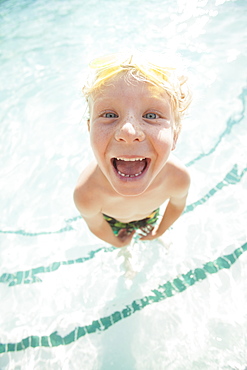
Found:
[103,112,118,118]
[143,113,159,119]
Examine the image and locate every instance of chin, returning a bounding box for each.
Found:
[110,177,151,197]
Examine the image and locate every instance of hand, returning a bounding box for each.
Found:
[139,224,160,241]
[114,229,136,247]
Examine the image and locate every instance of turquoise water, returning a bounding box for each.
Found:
[0,0,247,369]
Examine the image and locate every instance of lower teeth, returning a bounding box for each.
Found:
[118,170,142,177]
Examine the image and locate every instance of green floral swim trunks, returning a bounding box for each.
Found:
[103,209,160,236]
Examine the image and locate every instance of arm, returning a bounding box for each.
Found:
[82,212,135,248]
[140,195,188,240]
[140,165,190,241]
[73,187,134,248]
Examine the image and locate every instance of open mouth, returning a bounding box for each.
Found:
[112,157,149,178]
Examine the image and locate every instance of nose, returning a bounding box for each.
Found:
[114,117,145,143]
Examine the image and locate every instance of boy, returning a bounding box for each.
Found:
[74,53,192,248]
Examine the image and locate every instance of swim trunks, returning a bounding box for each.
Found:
[103,209,160,235]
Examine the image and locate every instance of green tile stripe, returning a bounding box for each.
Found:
[184,164,247,213]
[0,243,246,354]
[0,246,115,287]
[186,86,246,167]
[0,223,75,237]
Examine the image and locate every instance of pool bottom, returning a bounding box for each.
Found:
[0,242,246,355]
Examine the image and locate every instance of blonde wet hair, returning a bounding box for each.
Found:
[83,52,192,136]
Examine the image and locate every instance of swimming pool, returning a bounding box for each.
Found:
[0,0,246,368]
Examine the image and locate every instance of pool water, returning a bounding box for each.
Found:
[0,0,247,369]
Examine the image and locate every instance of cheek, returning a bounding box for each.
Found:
[90,131,101,151]
[154,127,174,148]
[150,130,174,161]
[90,125,110,153]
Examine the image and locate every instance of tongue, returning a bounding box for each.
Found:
[115,159,146,175]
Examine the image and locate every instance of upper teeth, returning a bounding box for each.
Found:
[116,157,145,161]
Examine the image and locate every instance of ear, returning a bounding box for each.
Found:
[172,130,179,151]
[87,118,90,131]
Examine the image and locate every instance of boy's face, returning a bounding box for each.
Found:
[88,75,177,196]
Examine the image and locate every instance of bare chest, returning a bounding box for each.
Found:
[101,187,169,223]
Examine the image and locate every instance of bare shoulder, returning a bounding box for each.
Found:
[166,155,191,198]
[73,160,102,217]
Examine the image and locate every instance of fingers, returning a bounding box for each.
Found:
[117,228,135,242]
[116,225,158,244]
[139,225,159,240]
[139,225,154,237]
